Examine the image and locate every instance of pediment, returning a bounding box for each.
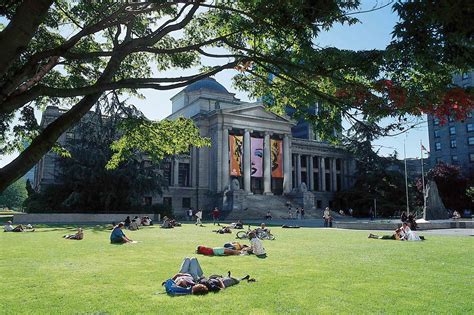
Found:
[222,104,291,123]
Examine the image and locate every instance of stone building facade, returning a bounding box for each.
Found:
[34,78,355,214]
[427,71,474,176]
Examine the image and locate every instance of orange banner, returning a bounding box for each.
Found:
[229,135,243,176]
[271,139,283,178]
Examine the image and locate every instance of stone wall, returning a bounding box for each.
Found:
[13,213,158,224]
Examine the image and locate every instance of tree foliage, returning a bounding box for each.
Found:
[336,121,416,217]
[417,163,472,211]
[23,100,183,212]
[0,178,27,209]
[0,0,473,192]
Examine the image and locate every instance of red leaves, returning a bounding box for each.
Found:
[334,79,473,123]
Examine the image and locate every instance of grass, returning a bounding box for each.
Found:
[0,223,472,314]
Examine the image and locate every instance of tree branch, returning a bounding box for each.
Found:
[0,0,54,77]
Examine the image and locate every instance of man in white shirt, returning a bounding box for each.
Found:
[248,232,266,258]
[195,209,203,226]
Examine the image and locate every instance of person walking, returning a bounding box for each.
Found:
[187,207,194,221]
[301,208,305,219]
[195,209,203,226]
[323,207,332,227]
[212,207,221,226]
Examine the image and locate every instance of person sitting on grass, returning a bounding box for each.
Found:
[400,222,423,241]
[63,228,84,240]
[452,210,461,219]
[110,222,133,244]
[129,218,140,231]
[256,223,271,236]
[247,231,267,258]
[3,221,34,232]
[228,220,243,229]
[196,245,243,256]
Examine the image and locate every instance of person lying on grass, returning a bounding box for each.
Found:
[212,226,232,234]
[110,222,133,244]
[368,225,425,241]
[63,228,84,240]
[3,221,35,232]
[163,257,254,295]
[196,245,243,256]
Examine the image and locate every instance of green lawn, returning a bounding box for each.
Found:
[0,224,472,314]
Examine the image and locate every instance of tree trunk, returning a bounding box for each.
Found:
[0,93,102,192]
[0,0,54,77]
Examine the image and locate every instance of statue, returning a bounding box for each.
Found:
[424,180,448,220]
[231,178,240,191]
[299,182,308,192]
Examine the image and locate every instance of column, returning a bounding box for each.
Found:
[308,155,314,191]
[222,127,230,191]
[331,158,337,192]
[263,132,273,195]
[296,154,301,188]
[283,134,291,193]
[243,129,252,193]
[320,157,326,191]
[173,157,179,187]
[341,159,346,190]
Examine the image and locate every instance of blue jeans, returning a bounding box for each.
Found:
[179,257,204,280]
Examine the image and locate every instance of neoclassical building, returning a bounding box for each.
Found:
[157,78,355,214]
[34,78,355,215]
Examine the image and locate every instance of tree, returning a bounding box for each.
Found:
[0,0,473,192]
[336,121,416,217]
[418,163,471,211]
[0,178,28,209]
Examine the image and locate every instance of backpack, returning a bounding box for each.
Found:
[163,279,192,296]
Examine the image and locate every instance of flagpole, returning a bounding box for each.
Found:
[404,138,410,215]
[420,140,426,217]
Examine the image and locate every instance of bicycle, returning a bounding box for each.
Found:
[236,226,275,240]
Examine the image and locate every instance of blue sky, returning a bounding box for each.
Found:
[0,1,430,168]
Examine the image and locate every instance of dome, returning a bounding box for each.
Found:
[183,77,229,94]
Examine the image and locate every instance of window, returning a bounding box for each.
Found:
[469,137,474,146]
[449,126,456,135]
[162,162,172,186]
[178,163,190,187]
[433,118,440,126]
[467,124,474,132]
[448,115,455,122]
[434,130,440,138]
[470,153,474,162]
[182,197,191,208]
[467,112,473,118]
[452,155,458,163]
[450,139,457,148]
[462,72,470,80]
[435,142,441,151]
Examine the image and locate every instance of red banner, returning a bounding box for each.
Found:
[229,135,243,176]
[271,139,283,178]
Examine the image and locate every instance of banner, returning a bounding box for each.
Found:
[271,139,283,178]
[251,137,263,177]
[229,135,243,176]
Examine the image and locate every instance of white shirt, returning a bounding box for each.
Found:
[196,211,202,219]
[251,237,266,255]
[323,210,331,219]
[4,224,14,232]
